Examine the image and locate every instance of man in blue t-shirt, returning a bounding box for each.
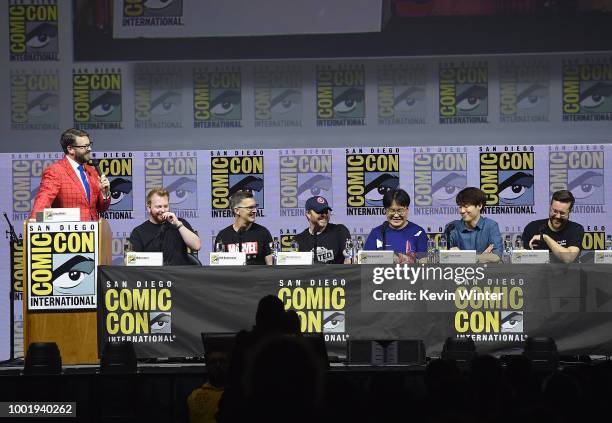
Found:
[364,189,428,263]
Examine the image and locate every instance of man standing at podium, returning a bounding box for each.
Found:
[30,128,111,221]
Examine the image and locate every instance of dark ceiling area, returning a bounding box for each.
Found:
[74,1,612,61]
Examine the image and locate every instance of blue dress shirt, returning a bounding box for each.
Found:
[445,216,503,256]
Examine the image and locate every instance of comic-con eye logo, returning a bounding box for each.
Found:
[480,150,535,213]
[549,150,605,211]
[254,67,302,128]
[562,59,612,122]
[280,154,332,216]
[500,311,523,333]
[316,65,365,127]
[8,1,59,61]
[135,68,182,129]
[194,68,242,128]
[499,62,550,123]
[28,227,98,310]
[414,153,467,211]
[12,158,56,221]
[122,0,184,20]
[211,154,264,217]
[73,69,122,130]
[145,156,198,216]
[378,63,426,125]
[439,62,488,124]
[10,70,59,130]
[346,152,399,215]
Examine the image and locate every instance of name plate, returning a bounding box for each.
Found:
[209,252,246,266]
[439,250,477,264]
[357,250,394,264]
[125,252,163,266]
[594,250,612,264]
[511,249,549,264]
[43,208,80,222]
[276,252,313,265]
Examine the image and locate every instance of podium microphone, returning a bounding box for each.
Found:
[3,212,22,245]
[381,221,389,251]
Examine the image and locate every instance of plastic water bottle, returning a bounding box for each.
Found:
[439,236,447,251]
[514,235,522,250]
[503,234,513,263]
[344,238,354,264]
[271,237,280,265]
[427,237,436,263]
[606,235,612,251]
[215,242,225,252]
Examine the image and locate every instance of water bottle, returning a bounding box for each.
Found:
[215,242,225,252]
[355,236,364,264]
[343,238,354,264]
[514,235,522,250]
[606,235,612,251]
[439,235,447,251]
[427,237,436,263]
[503,234,513,263]
[271,237,280,265]
[291,238,299,251]
[123,239,133,265]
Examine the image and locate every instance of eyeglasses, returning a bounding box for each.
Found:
[549,207,570,218]
[236,204,259,211]
[386,207,408,216]
[71,143,93,150]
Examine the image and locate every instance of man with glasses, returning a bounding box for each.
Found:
[364,189,428,263]
[30,128,110,221]
[521,190,584,263]
[445,187,503,263]
[214,190,273,265]
[294,196,352,264]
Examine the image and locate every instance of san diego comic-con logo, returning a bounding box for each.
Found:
[193,66,242,128]
[279,228,298,252]
[144,152,198,219]
[135,66,182,129]
[439,61,488,124]
[499,60,550,123]
[8,0,58,61]
[316,64,365,127]
[413,148,468,216]
[93,153,134,219]
[254,65,302,128]
[479,146,535,215]
[280,150,332,217]
[104,280,174,343]
[549,146,605,214]
[10,69,59,130]
[346,148,399,216]
[121,0,184,26]
[454,278,526,342]
[11,153,60,222]
[378,62,426,125]
[582,226,606,252]
[27,223,98,311]
[73,68,122,130]
[562,57,612,122]
[210,150,264,218]
[278,278,348,342]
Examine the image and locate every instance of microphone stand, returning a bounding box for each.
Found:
[2,212,23,364]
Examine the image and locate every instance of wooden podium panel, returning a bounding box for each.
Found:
[23,219,112,364]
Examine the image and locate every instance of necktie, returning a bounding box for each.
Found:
[78,165,91,203]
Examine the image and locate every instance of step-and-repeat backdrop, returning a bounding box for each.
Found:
[1,0,611,359]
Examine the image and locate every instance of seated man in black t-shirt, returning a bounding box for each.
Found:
[294,196,352,264]
[521,190,584,263]
[214,191,273,265]
[129,188,201,265]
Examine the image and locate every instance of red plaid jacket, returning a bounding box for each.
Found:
[30,156,111,221]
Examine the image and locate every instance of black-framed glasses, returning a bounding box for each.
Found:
[71,142,93,150]
[236,204,259,211]
[549,206,570,218]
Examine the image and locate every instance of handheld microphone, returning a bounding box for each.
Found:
[91,159,103,177]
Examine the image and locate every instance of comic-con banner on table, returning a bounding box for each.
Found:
[10,240,24,358]
[96,264,612,358]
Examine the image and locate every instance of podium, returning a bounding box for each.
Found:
[23,219,111,364]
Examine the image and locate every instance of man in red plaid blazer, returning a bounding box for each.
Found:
[30,128,111,221]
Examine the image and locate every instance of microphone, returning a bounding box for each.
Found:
[381,221,389,251]
[91,158,102,177]
[312,222,320,263]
